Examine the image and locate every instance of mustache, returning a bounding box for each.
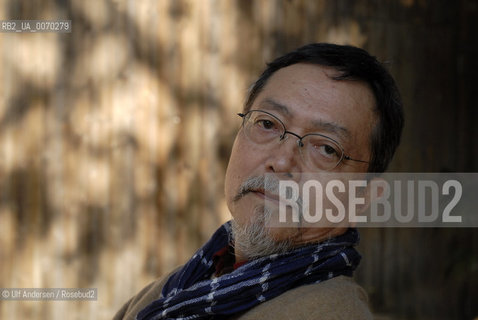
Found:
[233,175,305,224]
[232,175,280,202]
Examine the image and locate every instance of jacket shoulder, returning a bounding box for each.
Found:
[235,276,373,320]
[112,267,180,320]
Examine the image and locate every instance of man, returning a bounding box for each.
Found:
[114,43,404,320]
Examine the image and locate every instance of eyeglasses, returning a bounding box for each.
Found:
[238,110,369,171]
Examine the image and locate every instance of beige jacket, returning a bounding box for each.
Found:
[113,272,373,320]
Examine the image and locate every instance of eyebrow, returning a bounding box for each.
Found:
[310,119,351,140]
[260,98,292,117]
[258,98,351,140]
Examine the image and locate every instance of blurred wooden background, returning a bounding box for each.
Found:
[0,0,477,319]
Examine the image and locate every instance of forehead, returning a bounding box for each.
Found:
[251,63,377,142]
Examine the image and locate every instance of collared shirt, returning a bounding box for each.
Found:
[212,245,247,277]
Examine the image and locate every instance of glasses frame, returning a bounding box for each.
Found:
[238,110,369,170]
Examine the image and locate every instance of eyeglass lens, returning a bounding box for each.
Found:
[242,110,344,170]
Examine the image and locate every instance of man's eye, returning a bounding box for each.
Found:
[314,143,340,159]
[322,145,337,155]
[257,120,276,130]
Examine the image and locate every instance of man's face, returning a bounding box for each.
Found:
[224,63,377,254]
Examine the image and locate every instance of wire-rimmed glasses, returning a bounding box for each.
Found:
[238,110,369,171]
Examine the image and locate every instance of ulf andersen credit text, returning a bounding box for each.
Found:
[1,288,97,300]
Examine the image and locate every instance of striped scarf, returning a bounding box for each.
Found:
[137,221,361,320]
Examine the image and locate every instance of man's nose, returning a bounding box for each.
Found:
[264,136,301,174]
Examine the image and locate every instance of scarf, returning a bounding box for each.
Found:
[137,221,361,320]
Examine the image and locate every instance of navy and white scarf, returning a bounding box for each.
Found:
[137,221,361,320]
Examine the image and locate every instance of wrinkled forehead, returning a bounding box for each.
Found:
[249,64,376,128]
[245,63,376,112]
